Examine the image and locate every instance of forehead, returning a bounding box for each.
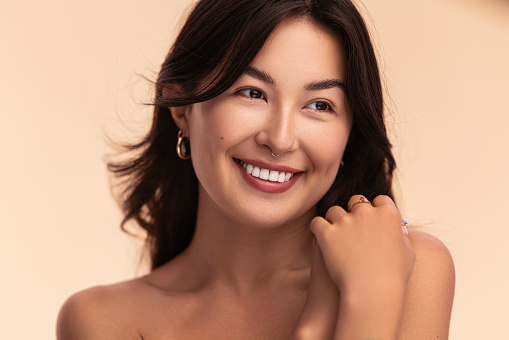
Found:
[249,18,346,81]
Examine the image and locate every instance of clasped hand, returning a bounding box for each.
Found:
[294,195,415,339]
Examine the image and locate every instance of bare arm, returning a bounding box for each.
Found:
[330,230,455,340]
[398,230,455,339]
[292,196,455,339]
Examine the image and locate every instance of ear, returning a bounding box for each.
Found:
[163,85,191,136]
[170,105,190,136]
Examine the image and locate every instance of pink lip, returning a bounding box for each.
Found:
[234,159,302,194]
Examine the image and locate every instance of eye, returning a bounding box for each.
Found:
[238,88,265,100]
[306,101,332,112]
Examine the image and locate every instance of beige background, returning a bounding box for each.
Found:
[1,0,508,338]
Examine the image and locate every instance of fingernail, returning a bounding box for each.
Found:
[403,225,408,235]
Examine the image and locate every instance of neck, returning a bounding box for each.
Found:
[180,188,315,291]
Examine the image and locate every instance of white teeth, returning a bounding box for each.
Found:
[259,169,269,180]
[239,160,295,183]
[252,166,260,177]
[246,164,253,175]
[269,170,279,182]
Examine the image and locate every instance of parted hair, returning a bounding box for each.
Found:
[108,0,396,269]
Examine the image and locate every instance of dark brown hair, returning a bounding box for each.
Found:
[109,0,396,270]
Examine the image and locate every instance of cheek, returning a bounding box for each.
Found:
[304,122,350,174]
[190,98,265,148]
[188,101,231,147]
[312,130,349,202]
[187,99,260,167]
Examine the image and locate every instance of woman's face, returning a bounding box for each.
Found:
[178,18,352,228]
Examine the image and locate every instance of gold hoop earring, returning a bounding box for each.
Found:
[176,130,191,160]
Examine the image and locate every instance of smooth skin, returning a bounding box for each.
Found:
[57,18,455,340]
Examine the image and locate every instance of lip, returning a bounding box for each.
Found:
[234,158,302,194]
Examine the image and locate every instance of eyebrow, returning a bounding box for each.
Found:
[244,66,345,91]
[244,66,275,84]
[305,79,345,91]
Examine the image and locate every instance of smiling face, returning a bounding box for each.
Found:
[173,18,352,228]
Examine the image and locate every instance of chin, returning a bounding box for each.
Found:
[226,203,316,231]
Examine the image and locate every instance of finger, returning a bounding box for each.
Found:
[401,219,409,236]
[309,216,331,236]
[347,194,372,212]
[372,195,407,233]
[325,205,347,223]
[371,194,397,209]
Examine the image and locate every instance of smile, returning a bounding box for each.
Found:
[239,160,294,183]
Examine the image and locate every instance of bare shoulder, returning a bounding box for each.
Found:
[399,230,456,339]
[56,280,145,340]
[408,229,455,267]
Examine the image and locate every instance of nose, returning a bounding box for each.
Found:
[254,108,299,156]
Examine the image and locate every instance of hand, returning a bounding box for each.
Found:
[309,195,415,339]
[310,195,415,294]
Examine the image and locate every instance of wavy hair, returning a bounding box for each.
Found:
[109,0,396,269]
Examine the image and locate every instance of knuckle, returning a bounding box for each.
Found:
[325,205,342,221]
[310,216,327,234]
[310,217,339,243]
[379,203,399,216]
[372,194,393,205]
[329,205,343,213]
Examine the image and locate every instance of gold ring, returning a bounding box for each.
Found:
[349,196,371,212]
[271,153,279,157]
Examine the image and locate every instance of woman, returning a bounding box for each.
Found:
[57,0,455,338]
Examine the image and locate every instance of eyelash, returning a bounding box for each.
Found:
[306,101,333,112]
[238,88,266,100]
[236,87,335,113]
